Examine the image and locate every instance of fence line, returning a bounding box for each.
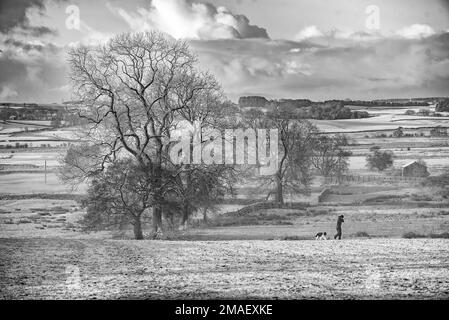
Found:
[326,174,425,184]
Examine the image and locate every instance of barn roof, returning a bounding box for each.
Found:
[402,160,422,168]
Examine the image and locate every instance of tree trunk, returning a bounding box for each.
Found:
[152,162,163,235]
[275,174,284,204]
[203,207,208,222]
[180,170,192,230]
[152,205,163,234]
[181,202,190,230]
[133,217,144,240]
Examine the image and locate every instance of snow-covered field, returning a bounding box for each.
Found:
[1,238,448,299]
[312,105,449,133]
[1,105,448,300]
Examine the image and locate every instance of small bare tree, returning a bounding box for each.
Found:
[80,160,153,239]
[263,108,317,204]
[311,134,351,180]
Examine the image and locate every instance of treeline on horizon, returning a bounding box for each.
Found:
[237,96,449,121]
[238,96,370,120]
[239,96,443,107]
[0,104,85,127]
[1,96,447,124]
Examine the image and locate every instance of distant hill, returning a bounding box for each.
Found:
[238,96,269,108]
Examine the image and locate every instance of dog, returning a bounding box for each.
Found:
[315,232,327,240]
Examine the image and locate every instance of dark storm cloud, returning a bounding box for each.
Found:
[439,0,449,11]
[0,39,67,102]
[3,38,59,53]
[0,0,61,36]
[0,56,28,85]
[0,0,70,101]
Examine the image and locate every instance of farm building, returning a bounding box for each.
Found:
[401,161,429,177]
[430,126,448,137]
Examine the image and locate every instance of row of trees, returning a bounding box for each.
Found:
[0,106,62,121]
[240,99,369,120]
[59,31,351,239]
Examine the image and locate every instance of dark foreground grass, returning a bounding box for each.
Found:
[403,231,449,239]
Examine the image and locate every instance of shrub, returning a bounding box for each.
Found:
[429,232,449,239]
[366,147,394,171]
[403,231,426,239]
[16,219,32,224]
[393,127,404,138]
[411,194,432,201]
[435,99,449,112]
[422,172,449,198]
[417,109,430,116]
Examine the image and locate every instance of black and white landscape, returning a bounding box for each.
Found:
[1,0,449,300]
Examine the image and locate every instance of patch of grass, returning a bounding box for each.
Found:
[411,194,433,201]
[280,235,309,241]
[307,208,332,216]
[16,219,32,224]
[429,232,449,239]
[206,213,292,227]
[363,194,404,203]
[206,209,295,227]
[401,231,449,239]
[286,210,307,217]
[52,206,70,214]
[353,231,370,238]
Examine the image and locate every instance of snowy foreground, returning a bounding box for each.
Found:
[1,238,448,299]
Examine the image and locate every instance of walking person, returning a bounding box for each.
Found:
[334,215,344,240]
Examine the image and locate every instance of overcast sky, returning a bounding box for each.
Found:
[1,0,448,102]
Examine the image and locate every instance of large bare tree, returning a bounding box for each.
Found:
[62,31,223,235]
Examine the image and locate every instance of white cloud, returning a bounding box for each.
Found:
[295,24,438,43]
[108,0,269,40]
[0,86,18,99]
[395,24,436,39]
[295,25,324,41]
[295,25,384,43]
